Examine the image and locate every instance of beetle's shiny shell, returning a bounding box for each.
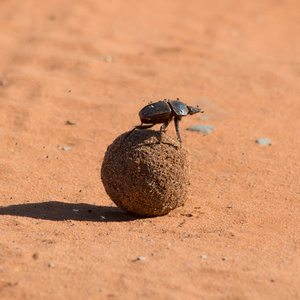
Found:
[169,100,189,116]
[139,101,172,124]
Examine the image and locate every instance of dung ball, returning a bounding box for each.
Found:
[101,130,190,217]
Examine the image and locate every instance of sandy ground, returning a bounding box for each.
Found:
[0,0,299,299]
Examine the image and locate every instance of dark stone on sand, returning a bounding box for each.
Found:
[101,130,190,217]
[187,124,215,134]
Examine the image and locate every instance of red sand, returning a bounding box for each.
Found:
[0,1,299,299]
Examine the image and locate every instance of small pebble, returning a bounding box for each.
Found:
[66,120,76,125]
[255,138,272,146]
[222,257,228,261]
[137,256,146,261]
[187,124,215,134]
[48,263,55,268]
[62,147,71,151]
[200,255,207,259]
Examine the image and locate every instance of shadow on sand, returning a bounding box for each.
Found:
[0,201,142,222]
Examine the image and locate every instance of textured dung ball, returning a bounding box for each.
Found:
[101,130,190,217]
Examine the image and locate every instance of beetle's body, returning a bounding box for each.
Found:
[139,100,173,124]
[139,100,190,126]
[125,98,202,147]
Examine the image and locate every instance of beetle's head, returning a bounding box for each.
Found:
[187,105,203,115]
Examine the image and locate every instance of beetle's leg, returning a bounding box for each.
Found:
[135,123,155,130]
[121,123,155,144]
[160,122,169,133]
[121,127,137,144]
[159,121,170,143]
[174,118,182,147]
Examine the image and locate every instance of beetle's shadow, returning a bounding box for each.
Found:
[0,201,142,222]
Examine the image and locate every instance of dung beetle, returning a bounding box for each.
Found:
[131,98,203,146]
